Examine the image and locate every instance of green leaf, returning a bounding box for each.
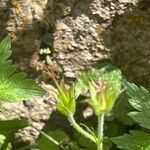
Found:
[0,36,12,63]
[73,132,112,150]
[0,73,45,101]
[73,132,97,150]
[111,130,150,150]
[128,102,150,130]
[126,82,150,111]
[113,92,135,125]
[0,119,28,150]
[126,83,150,129]
[0,119,29,136]
[0,37,45,102]
[112,83,150,150]
[66,141,81,150]
[37,130,69,150]
[103,138,113,150]
[105,121,125,138]
[139,145,150,150]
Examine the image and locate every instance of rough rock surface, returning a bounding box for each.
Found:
[104,8,150,87]
[0,95,54,144]
[0,0,149,144]
[52,0,138,78]
[0,0,149,84]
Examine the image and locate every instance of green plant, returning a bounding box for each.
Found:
[0,36,45,148]
[35,71,150,150]
[111,82,150,150]
[0,36,45,103]
[35,69,122,150]
[1,36,150,150]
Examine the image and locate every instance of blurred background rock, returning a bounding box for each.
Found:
[0,0,149,146]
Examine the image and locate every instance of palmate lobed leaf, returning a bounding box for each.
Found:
[112,83,150,149]
[0,36,45,102]
[111,130,150,150]
[128,111,150,130]
[112,92,135,125]
[125,82,150,111]
[126,83,150,129]
[128,102,150,130]
[0,74,45,101]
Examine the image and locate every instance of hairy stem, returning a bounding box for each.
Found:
[31,125,59,146]
[68,114,97,143]
[97,114,104,150]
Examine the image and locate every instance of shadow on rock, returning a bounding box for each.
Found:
[103,1,150,88]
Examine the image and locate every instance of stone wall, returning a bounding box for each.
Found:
[0,0,149,86]
[0,0,149,145]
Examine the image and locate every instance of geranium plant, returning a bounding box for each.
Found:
[0,36,45,149]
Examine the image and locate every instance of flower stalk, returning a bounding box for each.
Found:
[51,69,122,149]
[68,114,97,143]
[31,124,59,146]
[97,114,104,150]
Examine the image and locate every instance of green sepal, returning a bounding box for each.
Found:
[54,81,76,117]
[88,69,122,115]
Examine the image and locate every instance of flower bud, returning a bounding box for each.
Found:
[88,70,122,115]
